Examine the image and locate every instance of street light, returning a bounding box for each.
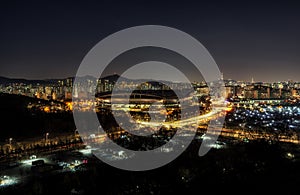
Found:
[45,133,49,141]
[8,138,13,152]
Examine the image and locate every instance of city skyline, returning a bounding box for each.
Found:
[1,1,300,82]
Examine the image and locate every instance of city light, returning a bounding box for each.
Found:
[0,176,18,187]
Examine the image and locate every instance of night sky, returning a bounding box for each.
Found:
[1,1,300,82]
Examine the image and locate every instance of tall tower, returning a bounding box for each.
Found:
[251,77,254,84]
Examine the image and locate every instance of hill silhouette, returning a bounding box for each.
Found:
[0,93,75,142]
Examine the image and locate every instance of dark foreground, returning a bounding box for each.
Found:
[1,139,300,195]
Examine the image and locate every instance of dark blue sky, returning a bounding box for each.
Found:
[1,1,300,82]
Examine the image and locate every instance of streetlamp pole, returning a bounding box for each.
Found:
[45,133,49,142]
[8,138,13,152]
[98,125,102,136]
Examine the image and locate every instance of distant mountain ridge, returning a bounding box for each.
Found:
[0,74,124,85]
[0,76,61,84]
[0,73,199,87]
[0,74,175,85]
